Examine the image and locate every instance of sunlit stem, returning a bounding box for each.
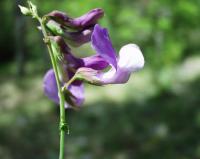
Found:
[37,16,67,159]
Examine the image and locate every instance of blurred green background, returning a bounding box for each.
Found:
[1,0,200,159]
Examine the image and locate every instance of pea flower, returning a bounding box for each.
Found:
[43,24,144,108]
[80,24,145,84]
[43,35,108,107]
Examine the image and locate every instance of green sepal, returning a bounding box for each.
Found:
[46,20,64,35]
[50,40,64,61]
[75,67,102,86]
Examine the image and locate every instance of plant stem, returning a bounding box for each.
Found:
[39,17,66,159]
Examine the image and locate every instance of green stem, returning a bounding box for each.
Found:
[38,17,66,159]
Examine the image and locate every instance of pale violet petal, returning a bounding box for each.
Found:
[99,44,144,84]
[91,24,117,69]
[118,44,144,72]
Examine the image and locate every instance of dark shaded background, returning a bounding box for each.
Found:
[0,0,200,159]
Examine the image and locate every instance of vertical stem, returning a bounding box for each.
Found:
[39,18,66,159]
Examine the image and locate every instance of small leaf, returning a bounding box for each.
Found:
[18,5,32,16]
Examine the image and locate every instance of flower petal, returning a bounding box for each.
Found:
[73,8,104,28]
[52,36,109,70]
[43,69,85,107]
[118,44,144,72]
[83,55,108,70]
[81,44,144,84]
[48,8,104,29]
[43,69,59,104]
[91,24,117,69]
[101,44,144,84]
[68,82,85,107]
[47,21,93,47]
[63,27,93,47]
[100,67,131,84]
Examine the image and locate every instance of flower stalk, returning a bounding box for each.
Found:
[19,2,68,159]
[40,17,68,159]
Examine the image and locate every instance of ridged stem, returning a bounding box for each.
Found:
[39,17,67,159]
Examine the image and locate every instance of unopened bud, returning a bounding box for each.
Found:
[18,5,32,16]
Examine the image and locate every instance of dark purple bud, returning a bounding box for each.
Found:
[47,8,104,29]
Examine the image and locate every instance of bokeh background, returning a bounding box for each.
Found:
[1,0,200,159]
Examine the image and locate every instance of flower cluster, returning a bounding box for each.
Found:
[43,9,145,108]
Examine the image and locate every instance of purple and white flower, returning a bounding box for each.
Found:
[43,24,144,108]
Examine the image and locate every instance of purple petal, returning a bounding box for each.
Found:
[68,82,85,107]
[82,55,108,70]
[99,44,145,84]
[48,10,70,24]
[64,27,93,47]
[47,21,93,47]
[72,8,104,28]
[99,67,131,84]
[43,69,85,107]
[48,8,104,29]
[91,24,117,69]
[52,36,109,71]
[79,44,144,85]
[43,69,59,104]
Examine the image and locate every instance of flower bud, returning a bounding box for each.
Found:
[27,1,37,16]
[18,5,32,16]
[47,8,104,30]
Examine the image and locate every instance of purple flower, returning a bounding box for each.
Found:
[46,20,94,47]
[43,69,85,107]
[77,24,145,85]
[43,36,108,107]
[47,8,104,30]
[43,24,144,108]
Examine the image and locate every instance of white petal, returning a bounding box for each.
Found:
[118,44,145,72]
[101,67,116,81]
